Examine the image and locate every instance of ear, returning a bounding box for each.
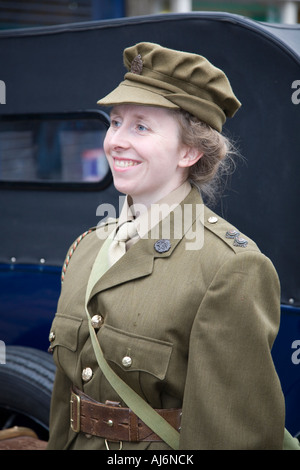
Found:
[178,147,203,168]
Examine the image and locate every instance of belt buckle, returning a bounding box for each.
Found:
[105,439,123,450]
[70,391,81,433]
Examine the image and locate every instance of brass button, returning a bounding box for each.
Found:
[121,356,132,368]
[49,331,55,342]
[91,314,104,329]
[208,216,218,224]
[82,367,93,382]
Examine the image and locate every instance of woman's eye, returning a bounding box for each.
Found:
[137,124,148,132]
[111,119,121,128]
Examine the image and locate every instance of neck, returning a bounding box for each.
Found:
[129,181,189,217]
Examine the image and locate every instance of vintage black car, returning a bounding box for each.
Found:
[0,11,299,443]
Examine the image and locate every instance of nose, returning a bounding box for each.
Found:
[105,125,130,151]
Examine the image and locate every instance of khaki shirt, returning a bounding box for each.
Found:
[47,186,285,450]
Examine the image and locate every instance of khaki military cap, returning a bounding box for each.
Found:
[97,42,241,132]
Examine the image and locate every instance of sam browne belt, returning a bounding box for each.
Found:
[70,387,182,442]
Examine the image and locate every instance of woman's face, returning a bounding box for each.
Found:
[104,104,195,206]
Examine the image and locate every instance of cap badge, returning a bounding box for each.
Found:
[131,54,143,74]
[154,239,171,253]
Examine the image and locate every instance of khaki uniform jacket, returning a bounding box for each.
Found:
[47,187,285,450]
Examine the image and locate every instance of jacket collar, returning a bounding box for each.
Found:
[118,180,192,241]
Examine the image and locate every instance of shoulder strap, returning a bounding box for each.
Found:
[85,235,180,450]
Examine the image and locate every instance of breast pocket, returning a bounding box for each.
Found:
[49,313,83,378]
[99,324,173,405]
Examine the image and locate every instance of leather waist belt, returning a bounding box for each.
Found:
[70,387,182,442]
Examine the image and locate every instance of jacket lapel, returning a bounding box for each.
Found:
[88,237,155,299]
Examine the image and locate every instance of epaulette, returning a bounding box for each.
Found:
[61,228,96,283]
[61,218,118,283]
[203,206,258,253]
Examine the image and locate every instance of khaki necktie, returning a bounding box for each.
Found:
[108,220,137,267]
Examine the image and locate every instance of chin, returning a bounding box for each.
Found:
[113,180,134,196]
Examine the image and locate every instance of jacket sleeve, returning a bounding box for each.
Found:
[47,368,74,450]
[179,250,285,450]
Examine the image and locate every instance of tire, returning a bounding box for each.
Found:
[0,346,56,440]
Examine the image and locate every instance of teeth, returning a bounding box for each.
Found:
[115,159,139,168]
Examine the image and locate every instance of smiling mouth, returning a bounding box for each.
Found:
[113,158,141,168]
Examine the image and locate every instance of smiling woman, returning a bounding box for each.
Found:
[47,42,287,450]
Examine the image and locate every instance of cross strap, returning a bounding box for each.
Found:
[84,234,180,450]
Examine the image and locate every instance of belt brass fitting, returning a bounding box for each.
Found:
[70,392,81,433]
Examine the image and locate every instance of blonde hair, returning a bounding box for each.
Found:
[172,110,239,206]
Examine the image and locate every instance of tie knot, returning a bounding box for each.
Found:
[115,220,137,242]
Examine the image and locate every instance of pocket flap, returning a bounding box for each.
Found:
[99,325,173,380]
[50,313,82,352]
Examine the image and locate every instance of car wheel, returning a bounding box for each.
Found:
[0,345,56,440]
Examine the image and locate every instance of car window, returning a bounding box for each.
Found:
[0,112,110,186]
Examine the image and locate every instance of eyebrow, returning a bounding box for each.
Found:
[110,110,155,124]
[134,113,153,122]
